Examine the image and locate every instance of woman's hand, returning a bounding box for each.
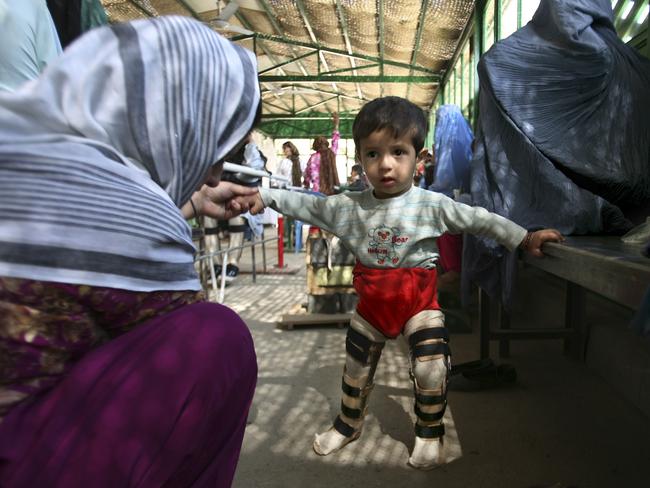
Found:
[182,182,259,220]
[521,229,564,257]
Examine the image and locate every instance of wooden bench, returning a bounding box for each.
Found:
[277,312,351,330]
[479,236,650,360]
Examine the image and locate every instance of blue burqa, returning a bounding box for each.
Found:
[462,0,650,308]
[430,104,474,197]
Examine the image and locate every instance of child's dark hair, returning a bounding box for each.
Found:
[351,164,364,175]
[352,97,428,155]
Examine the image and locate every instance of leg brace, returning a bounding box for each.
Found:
[408,324,450,439]
[334,323,385,437]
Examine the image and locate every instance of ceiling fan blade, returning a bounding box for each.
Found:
[218,1,240,21]
[212,20,254,35]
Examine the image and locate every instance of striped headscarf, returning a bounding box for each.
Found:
[0,16,260,291]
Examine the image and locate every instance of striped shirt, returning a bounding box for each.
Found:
[261,186,527,269]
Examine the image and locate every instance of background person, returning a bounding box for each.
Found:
[339,163,368,192]
[275,141,306,251]
[276,141,305,188]
[304,112,340,196]
[0,0,62,92]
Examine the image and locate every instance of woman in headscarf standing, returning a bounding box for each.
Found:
[0,16,260,487]
[303,112,340,196]
[277,141,305,188]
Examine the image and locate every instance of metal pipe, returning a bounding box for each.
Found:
[222,162,289,184]
[195,237,279,262]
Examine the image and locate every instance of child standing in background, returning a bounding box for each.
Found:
[245,96,563,470]
[345,164,369,192]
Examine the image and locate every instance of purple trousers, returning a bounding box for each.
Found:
[0,302,257,487]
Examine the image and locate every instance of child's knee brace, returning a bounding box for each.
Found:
[408,326,450,439]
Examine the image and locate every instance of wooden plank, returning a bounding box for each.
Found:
[490,328,575,340]
[278,313,352,330]
[522,236,650,310]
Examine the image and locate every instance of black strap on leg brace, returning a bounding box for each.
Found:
[334,415,357,437]
[227,224,248,233]
[415,423,445,438]
[339,370,376,421]
[345,326,384,366]
[409,327,450,359]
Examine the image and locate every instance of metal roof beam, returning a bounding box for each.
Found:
[253,0,310,77]
[233,14,295,113]
[335,0,364,100]
[377,0,385,96]
[318,63,380,76]
[259,75,438,83]
[261,114,356,120]
[175,0,200,19]
[258,120,320,137]
[230,33,437,74]
[613,0,628,18]
[295,95,339,114]
[261,99,294,113]
[261,84,369,102]
[618,1,646,38]
[293,0,341,104]
[406,0,430,100]
[249,0,314,110]
[434,5,476,107]
[258,51,317,75]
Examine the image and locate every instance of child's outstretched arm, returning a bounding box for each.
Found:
[241,188,339,233]
[435,194,565,255]
[519,229,565,257]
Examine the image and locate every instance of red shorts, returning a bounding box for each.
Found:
[352,262,440,338]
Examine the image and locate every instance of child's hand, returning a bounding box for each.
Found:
[232,192,265,215]
[521,229,564,257]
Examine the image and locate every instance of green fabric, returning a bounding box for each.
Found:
[81,0,107,32]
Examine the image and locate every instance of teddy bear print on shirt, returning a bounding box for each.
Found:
[367,226,409,265]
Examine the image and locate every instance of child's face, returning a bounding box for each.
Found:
[359,128,416,199]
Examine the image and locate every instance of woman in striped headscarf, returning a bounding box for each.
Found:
[0,16,260,487]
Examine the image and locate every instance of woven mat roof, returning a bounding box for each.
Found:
[101,1,475,138]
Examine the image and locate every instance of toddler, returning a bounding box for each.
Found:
[245,97,563,469]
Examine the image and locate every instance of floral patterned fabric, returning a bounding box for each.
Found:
[0,277,202,422]
[303,129,340,193]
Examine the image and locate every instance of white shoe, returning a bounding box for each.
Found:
[407,436,443,470]
[313,427,360,456]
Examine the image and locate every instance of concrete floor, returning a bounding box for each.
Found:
[213,239,650,488]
